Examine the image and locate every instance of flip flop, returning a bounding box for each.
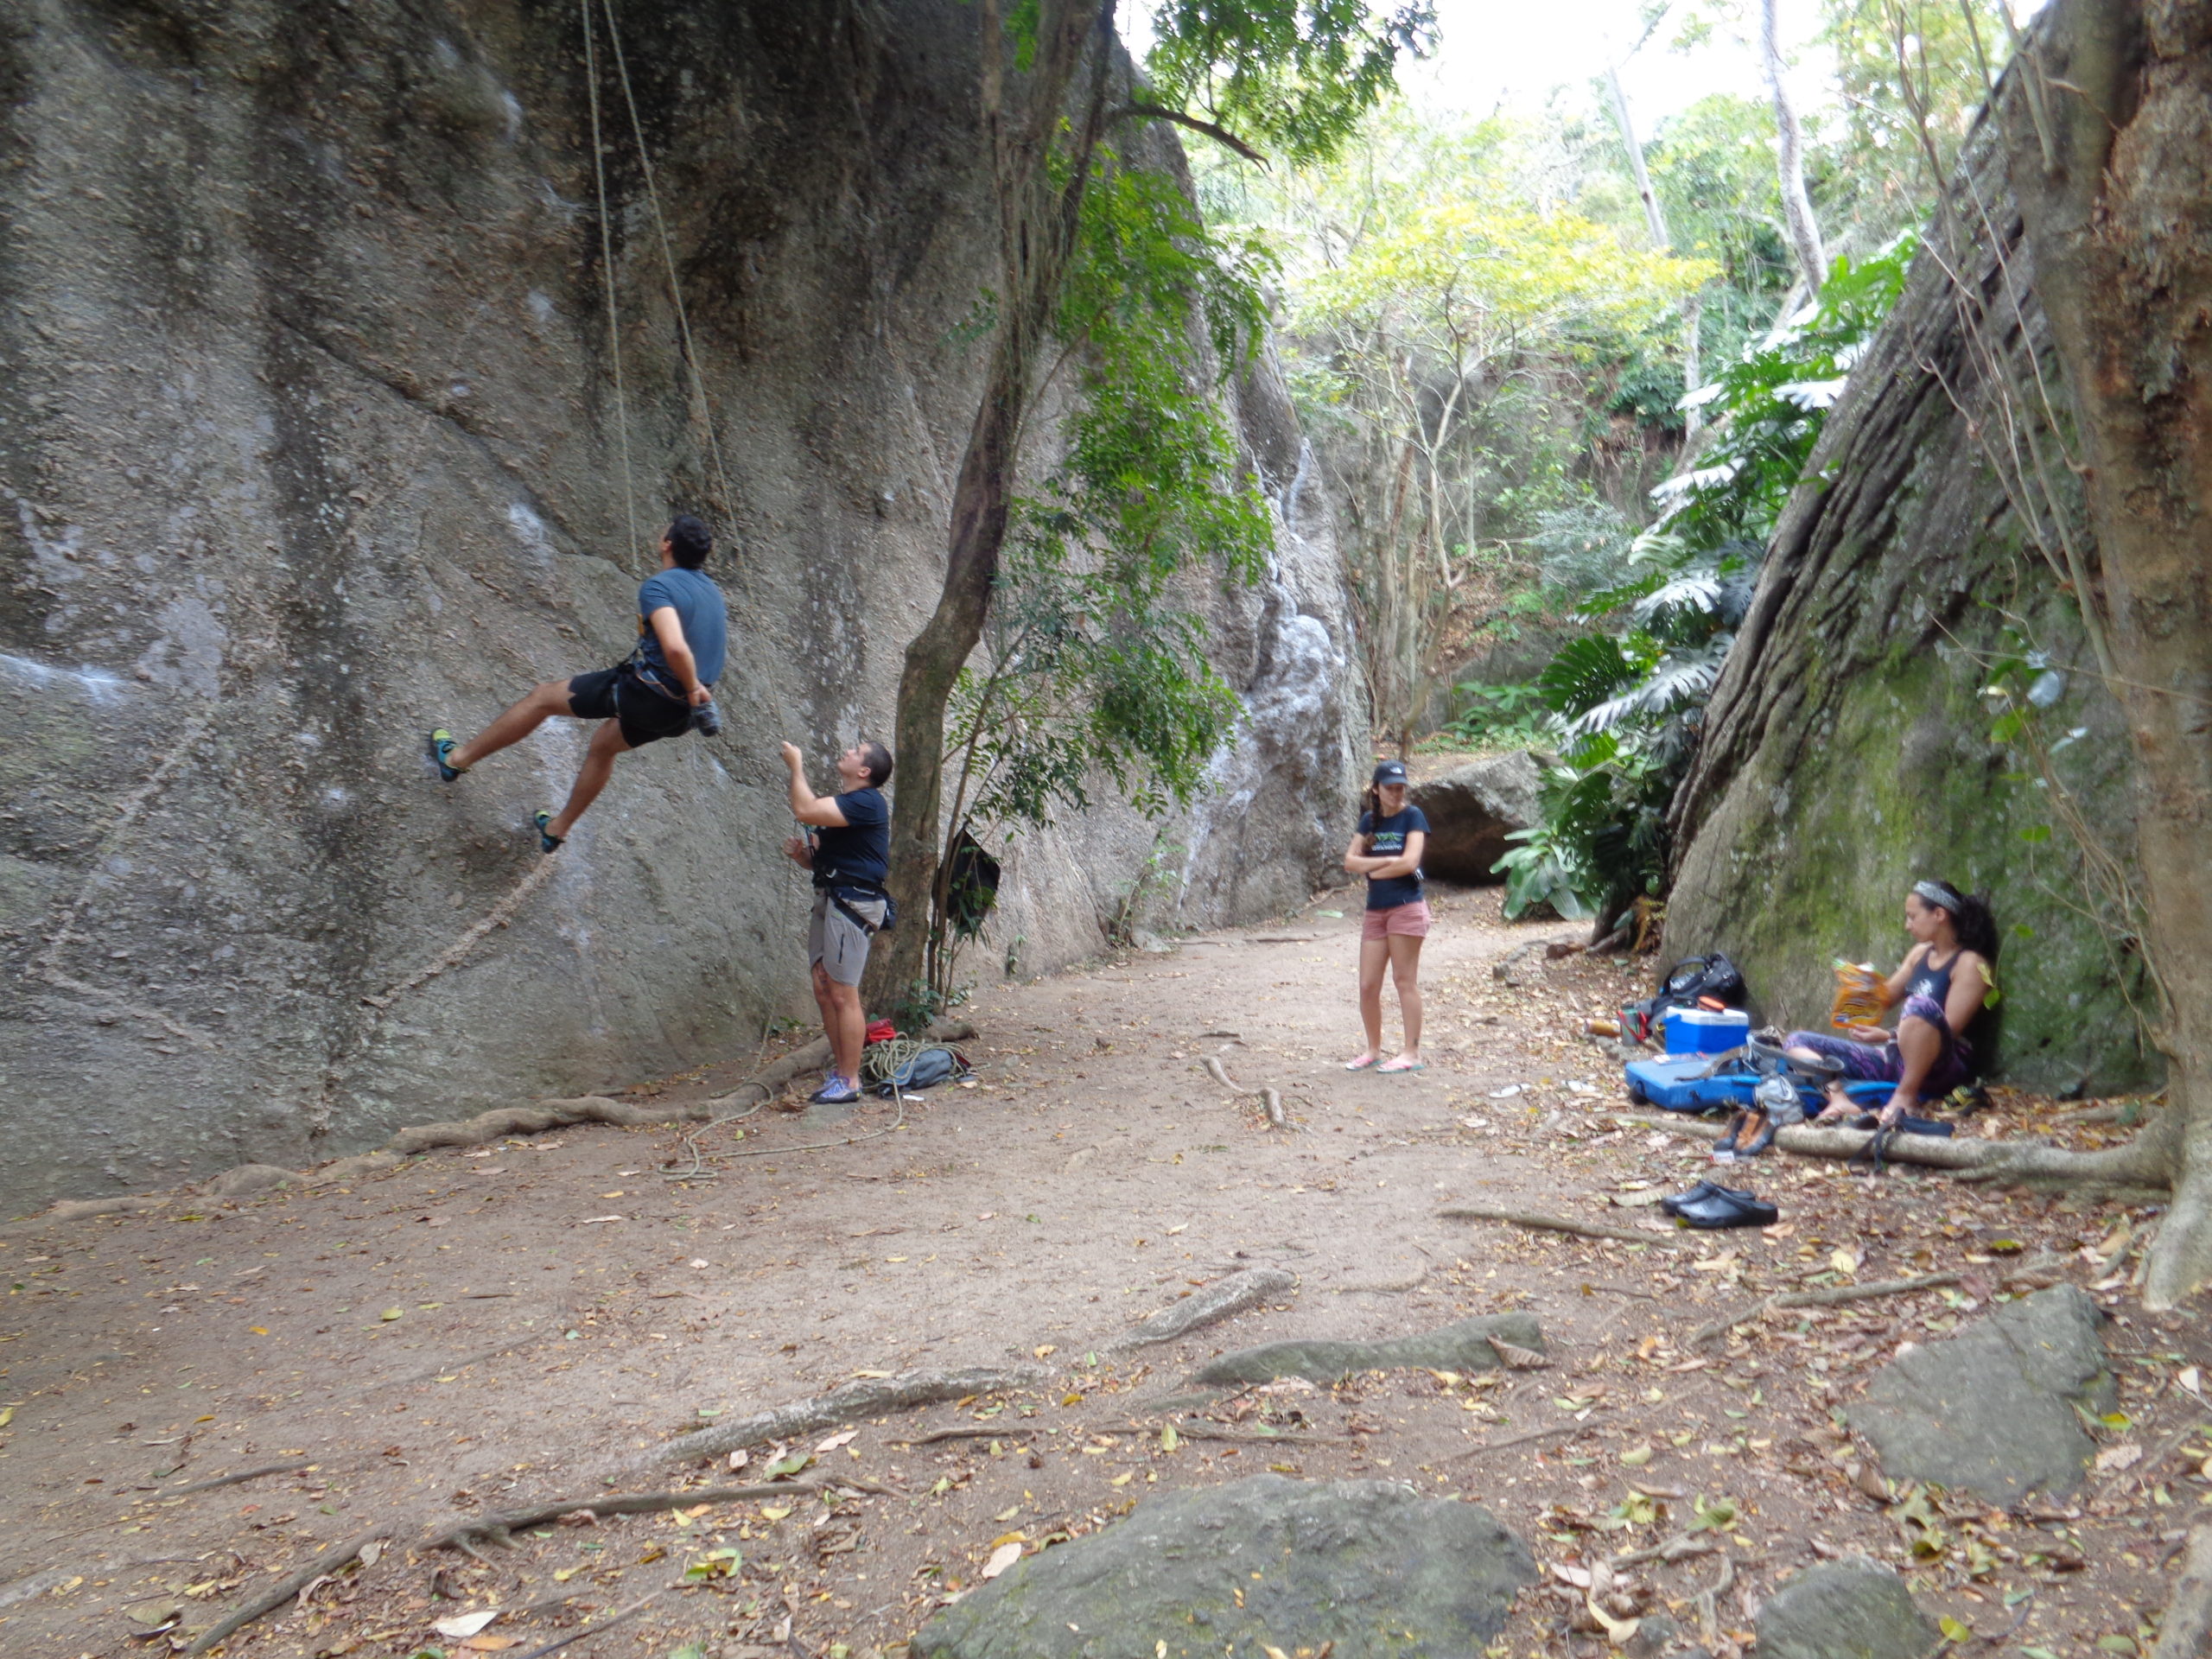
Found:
[1377,1058,1425,1074]
[534,810,565,855]
[1343,1054,1379,1071]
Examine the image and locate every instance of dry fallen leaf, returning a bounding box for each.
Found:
[981,1541,1023,1580]
[2094,1442,2143,1473]
[432,1610,501,1639]
[1491,1339,1548,1370]
[814,1429,859,1454]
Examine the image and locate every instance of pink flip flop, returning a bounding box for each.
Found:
[1377,1058,1426,1074]
[1343,1054,1378,1071]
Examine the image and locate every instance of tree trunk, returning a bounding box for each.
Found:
[1759,0,1828,287]
[2001,0,2212,1310]
[871,0,1114,1010]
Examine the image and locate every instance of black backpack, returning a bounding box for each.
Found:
[1623,953,1749,1044]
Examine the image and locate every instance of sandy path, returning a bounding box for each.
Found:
[0,888,2191,1658]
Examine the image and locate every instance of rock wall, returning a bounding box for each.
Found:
[1666,104,2157,1093]
[0,0,1364,1209]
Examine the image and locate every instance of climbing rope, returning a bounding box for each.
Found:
[579,0,641,575]
[660,1094,911,1178]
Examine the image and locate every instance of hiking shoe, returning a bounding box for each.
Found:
[427,728,467,782]
[807,1077,861,1106]
[534,810,565,855]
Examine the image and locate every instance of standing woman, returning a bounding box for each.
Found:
[1344,760,1430,1073]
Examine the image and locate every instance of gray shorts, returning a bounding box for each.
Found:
[808,890,884,987]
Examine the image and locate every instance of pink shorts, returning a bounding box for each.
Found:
[1361,899,1431,941]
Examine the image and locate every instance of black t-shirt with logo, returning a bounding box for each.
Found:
[1357,805,1428,911]
[812,787,889,890]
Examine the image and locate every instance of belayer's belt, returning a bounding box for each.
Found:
[826,885,887,936]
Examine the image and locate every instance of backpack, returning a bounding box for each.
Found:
[1623,953,1749,1045]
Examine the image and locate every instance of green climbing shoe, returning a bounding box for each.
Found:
[427,728,466,783]
[534,810,565,855]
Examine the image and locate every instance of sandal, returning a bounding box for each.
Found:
[1377,1057,1425,1074]
[1343,1054,1379,1071]
[534,810,565,855]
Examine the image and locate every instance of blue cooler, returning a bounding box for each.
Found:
[1663,1007,1751,1055]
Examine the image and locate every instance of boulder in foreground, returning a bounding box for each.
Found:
[912,1476,1535,1659]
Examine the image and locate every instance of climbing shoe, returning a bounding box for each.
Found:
[1665,1184,1778,1230]
[534,810,564,855]
[427,728,467,782]
[807,1077,861,1106]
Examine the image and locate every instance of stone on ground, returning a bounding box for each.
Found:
[1848,1284,2113,1504]
[1754,1557,1939,1659]
[1408,753,1541,882]
[1188,1312,1544,1386]
[912,1475,1535,1659]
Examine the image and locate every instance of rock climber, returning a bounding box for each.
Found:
[1343,758,1430,1075]
[425,515,728,852]
[1783,878,1998,1128]
[781,738,895,1106]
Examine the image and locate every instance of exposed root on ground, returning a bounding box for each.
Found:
[1437,1203,1682,1249]
[1635,1111,2177,1192]
[632,1367,1047,1471]
[1104,1266,1298,1351]
[1687,1272,1963,1348]
[424,1481,840,1551]
[1449,1414,1612,1460]
[186,1529,388,1656]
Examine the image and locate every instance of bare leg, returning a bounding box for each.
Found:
[1387,931,1425,1062]
[1352,936,1389,1063]
[543,718,632,840]
[812,963,865,1085]
[449,680,575,772]
[1884,1014,1942,1122]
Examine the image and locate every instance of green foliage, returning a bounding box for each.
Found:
[1144,1,1440,164]
[925,153,1272,998]
[1656,233,1917,551]
[1446,680,1552,749]
[1503,236,1918,925]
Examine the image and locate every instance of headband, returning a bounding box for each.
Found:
[1913,880,1963,912]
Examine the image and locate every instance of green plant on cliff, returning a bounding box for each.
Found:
[879,2,1431,1015]
[910,163,1274,1009]
[1499,237,1917,925]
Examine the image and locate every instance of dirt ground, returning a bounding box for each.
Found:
[3,887,2202,1659]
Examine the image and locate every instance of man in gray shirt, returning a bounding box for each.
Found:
[427,514,728,851]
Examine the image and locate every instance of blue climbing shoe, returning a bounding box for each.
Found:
[427,728,466,782]
[807,1076,861,1106]
[534,810,565,855]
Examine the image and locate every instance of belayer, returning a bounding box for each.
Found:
[781,738,894,1106]
[426,515,728,851]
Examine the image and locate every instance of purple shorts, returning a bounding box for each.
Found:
[1786,995,1973,1098]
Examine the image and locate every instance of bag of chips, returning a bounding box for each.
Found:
[1830,960,1885,1030]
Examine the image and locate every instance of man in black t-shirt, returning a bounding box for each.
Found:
[781,738,894,1105]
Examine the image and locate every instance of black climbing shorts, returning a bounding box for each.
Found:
[568,664,692,750]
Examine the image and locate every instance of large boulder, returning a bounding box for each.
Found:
[1409,753,1543,883]
[1755,1558,1940,1659]
[1848,1284,2114,1504]
[912,1476,1535,1659]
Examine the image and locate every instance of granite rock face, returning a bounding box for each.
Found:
[1755,1558,1941,1659]
[0,1,1363,1207]
[1408,751,1541,883]
[1665,91,2155,1093]
[912,1476,1535,1659]
[1849,1285,2114,1503]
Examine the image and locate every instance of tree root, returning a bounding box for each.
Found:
[1612,1531,1719,1567]
[1104,1266,1297,1352]
[1204,1055,1241,1091]
[161,1460,313,1498]
[2152,1524,2212,1659]
[508,1582,671,1659]
[1635,1111,2177,1190]
[1694,1550,1734,1649]
[1447,1412,1613,1460]
[425,1482,832,1551]
[632,1366,1046,1471]
[185,1528,387,1656]
[1437,1204,1682,1249]
[1688,1272,1963,1348]
[1262,1088,1289,1129]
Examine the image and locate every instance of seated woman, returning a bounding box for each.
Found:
[1785,878,1998,1129]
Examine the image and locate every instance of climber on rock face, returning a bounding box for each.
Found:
[426,514,728,853]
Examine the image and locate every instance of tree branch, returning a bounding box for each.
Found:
[1117,100,1268,166]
